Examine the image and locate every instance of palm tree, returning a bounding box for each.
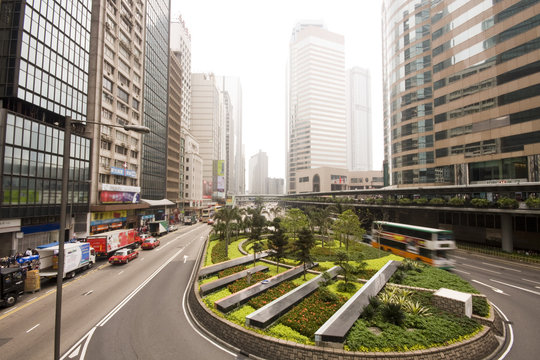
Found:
[214,206,240,258]
[282,208,309,242]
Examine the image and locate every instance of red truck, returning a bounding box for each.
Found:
[86,229,139,257]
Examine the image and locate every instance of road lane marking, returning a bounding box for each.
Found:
[522,278,540,285]
[140,257,145,261]
[471,280,508,295]
[26,297,37,302]
[453,255,467,260]
[2,306,19,315]
[26,323,40,333]
[490,279,540,296]
[491,303,514,359]
[481,262,521,272]
[452,269,470,275]
[83,290,93,296]
[184,255,188,263]
[461,263,501,274]
[118,270,124,275]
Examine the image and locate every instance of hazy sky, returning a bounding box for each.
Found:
[170,0,384,181]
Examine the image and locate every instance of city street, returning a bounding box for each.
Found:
[451,250,540,360]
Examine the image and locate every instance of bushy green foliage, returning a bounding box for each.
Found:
[429,197,445,205]
[279,289,346,338]
[318,285,339,302]
[336,281,358,293]
[228,305,256,325]
[397,263,479,293]
[248,281,297,309]
[398,198,412,205]
[413,197,428,205]
[227,272,270,293]
[375,198,385,205]
[472,296,490,317]
[203,287,231,307]
[497,197,519,209]
[470,198,490,208]
[448,197,465,206]
[211,240,229,263]
[267,324,311,345]
[218,265,247,278]
[526,196,540,209]
[381,302,405,325]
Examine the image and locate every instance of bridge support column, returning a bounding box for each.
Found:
[500,214,513,253]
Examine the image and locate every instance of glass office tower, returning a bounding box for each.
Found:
[382,0,540,186]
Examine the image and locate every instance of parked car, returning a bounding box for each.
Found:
[109,248,139,264]
[136,233,152,245]
[168,224,178,232]
[207,219,214,225]
[141,237,160,250]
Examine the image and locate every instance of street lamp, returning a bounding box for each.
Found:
[54,117,149,360]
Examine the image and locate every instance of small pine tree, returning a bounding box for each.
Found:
[294,227,316,280]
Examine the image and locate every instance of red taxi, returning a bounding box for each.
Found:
[141,237,160,250]
[108,248,139,264]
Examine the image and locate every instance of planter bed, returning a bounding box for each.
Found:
[199,251,271,278]
[246,266,341,329]
[200,265,269,296]
[215,263,317,313]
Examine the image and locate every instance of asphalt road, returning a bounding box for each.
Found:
[450,250,540,360]
[0,223,236,360]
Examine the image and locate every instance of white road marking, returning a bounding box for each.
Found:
[472,280,508,295]
[140,257,145,261]
[118,271,124,275]
[452,268,470,275]
[522,278,540,285]
[68,345,80,358]
[184,255,188,263]
[461,263,501,274]
[2,306,18,314]
[481,262,521,272]
[26,297,37,302]
[46,289,54,294]
[491,303,514,359]
[26,324,40,333]
[453,255,467,260]
[490,279,540,296]
[83,290,93,296]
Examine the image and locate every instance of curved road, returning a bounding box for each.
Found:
[451,250,540,360]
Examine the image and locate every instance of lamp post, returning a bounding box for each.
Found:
[54,117,149,360]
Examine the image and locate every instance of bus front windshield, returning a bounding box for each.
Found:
[438,233,454,241]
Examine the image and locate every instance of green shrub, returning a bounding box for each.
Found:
[472,297,490,317]
[381,303,405,326]
[526,196,540,209]
[365,198,376,204]
[337,281,358,293]
[398,198,412,205]
[211,240,229,263]
[375,198,385,205]
[361,303,376,320]
[267,324,311,345]
[497,197,519,209]
[218,265,247,278]
[413,197,428,205]
[470,198,490,208]
[318,285,339,302]
[448,197,465,206]
[248,281,297,309]
[385,198,397,204]
[429,197,445,205]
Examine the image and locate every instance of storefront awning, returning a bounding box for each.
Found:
[141,198,176,207]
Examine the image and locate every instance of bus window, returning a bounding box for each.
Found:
[438,233,453,241]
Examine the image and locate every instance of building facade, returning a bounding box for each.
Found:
[86,0,147,234]
[286,21,347,194]
[183,130,203,214]
[249,150,268,194]
[267,178,284,195]
[347,67,373,171]
[167,51,182,205]
[191,73,223,202]
[0,0,92,254]
[382,0,540,187]
[295,167,384,193]
[141,0,169,200]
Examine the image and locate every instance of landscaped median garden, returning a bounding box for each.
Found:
[196,233,492,353]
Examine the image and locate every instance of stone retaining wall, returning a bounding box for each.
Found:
[188,282,501,360]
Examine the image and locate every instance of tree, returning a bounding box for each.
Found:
[214,206,240,258]
[293,227,316,280]
[282,208,309,241]
[268,218,288,272]
[246,205,266,240]
[334,209,364,252]
[250,240,264,267]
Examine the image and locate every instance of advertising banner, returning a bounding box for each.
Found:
[100,191,140,204]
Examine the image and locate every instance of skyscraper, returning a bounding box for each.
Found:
[141,0,169,199]
[0,0,92,253]
[249,150,268,195]
[347,67,373,171]
[382,0,540,186]
[286,22,347,194]
[222,76,244,195]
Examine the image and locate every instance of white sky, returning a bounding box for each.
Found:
[170,0,384,181]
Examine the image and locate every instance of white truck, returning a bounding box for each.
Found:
[36,242,96,279]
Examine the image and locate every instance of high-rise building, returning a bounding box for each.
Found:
[141,0,169,200]
[249,150,268,194]
[167,51,182,205]
[267,178,284,195]
[222,90,233,196]
[286,22,347,194]
[86,0,147,232]
[0,0,92,254]
[222,76,244,195]
[191,73,223,201]
[382,0,540,186]
[170,15,194,211]
[347,67,373,171]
